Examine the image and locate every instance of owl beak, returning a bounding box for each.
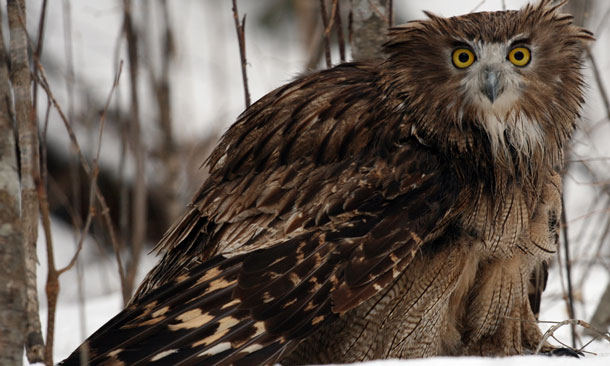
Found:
[483,70,501,104]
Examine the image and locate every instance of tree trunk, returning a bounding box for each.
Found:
[0,5,26,363]
[350,0,391,61]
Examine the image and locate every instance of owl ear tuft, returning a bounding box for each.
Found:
[537,0,568,14]
[422,10,442,20]
[532,0,595,44]
[574,27,595,43]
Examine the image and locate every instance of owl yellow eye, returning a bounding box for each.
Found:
[508,47,531,67]
[452,48,475,69]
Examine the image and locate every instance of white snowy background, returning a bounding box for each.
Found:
[21,0,610,365]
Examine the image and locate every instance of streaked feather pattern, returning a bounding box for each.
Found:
[61,1,591,365]
[63,138,460,365]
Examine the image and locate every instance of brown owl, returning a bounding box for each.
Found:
[60,1,593,365]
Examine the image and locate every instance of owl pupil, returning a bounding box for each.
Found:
[458,53,469,63]
[514,51,524,60]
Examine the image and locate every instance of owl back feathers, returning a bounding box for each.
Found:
[61,137,462,365]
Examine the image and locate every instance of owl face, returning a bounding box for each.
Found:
[382,0,593,158]
[449,38,543,154]
[453,39,532,115]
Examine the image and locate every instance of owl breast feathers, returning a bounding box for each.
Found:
[60,1,593,365]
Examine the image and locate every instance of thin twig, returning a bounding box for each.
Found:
[122,0,147,304]
[32,0,47,116]
[145,0,180,222]
[232,0,251,108]
[35,76,55,366]
[324,0,338,36]
[535,319,610,354]
[576,196,610,291]
[61,0,88,345]
[348,7,353,46]
[37,133,58,366]
[387,0,393,27]
[112,3,129,293]
[58,62,123,276]
[62,0,76,125]
[39,91,54,366]
[561,191,577,348]
[33,61,128,300]
[38,60,122,366]
[573,44,610,329]
[319,0,332,67]
[62,0,82,281]
[579,335,601,353]
[335,0,345,61]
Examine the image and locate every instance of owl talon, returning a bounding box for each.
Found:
[544,347,583,358]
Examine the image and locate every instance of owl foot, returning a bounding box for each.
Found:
[542,347,583,358]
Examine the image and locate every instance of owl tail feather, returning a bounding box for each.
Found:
[59,254,292,366]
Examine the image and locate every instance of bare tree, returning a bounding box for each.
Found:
[0,0,44,364]
[0,7,26,364]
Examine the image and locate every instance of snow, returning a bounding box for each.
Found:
[330,357,610,365]
[24,0,610,365]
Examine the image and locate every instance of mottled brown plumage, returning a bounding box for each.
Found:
[61,1,592,365]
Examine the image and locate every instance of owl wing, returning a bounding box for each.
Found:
[528,172,562,318]
[60,64,464,366]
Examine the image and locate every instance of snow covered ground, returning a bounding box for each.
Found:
[25,0,610,365]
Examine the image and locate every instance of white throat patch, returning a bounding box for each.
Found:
[482,112,543,158]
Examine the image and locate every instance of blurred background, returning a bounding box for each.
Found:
[20,0,610,361]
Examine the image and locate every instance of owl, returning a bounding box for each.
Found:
[60,1,593,365]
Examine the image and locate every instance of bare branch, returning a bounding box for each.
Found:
[38,60,122,366]
[58,62,123,276]
[145,0,181,223]
[319,0,332,67]
[324,0,339,37]
[535,319,610,354]
[560,195,577,348]
[335,0,346,62]
[123,0,147,304]
[232,0,251,108]
[34,62,128,303]
[38,100,57,366]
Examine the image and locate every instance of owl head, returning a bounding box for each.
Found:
[382,0,593,162]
